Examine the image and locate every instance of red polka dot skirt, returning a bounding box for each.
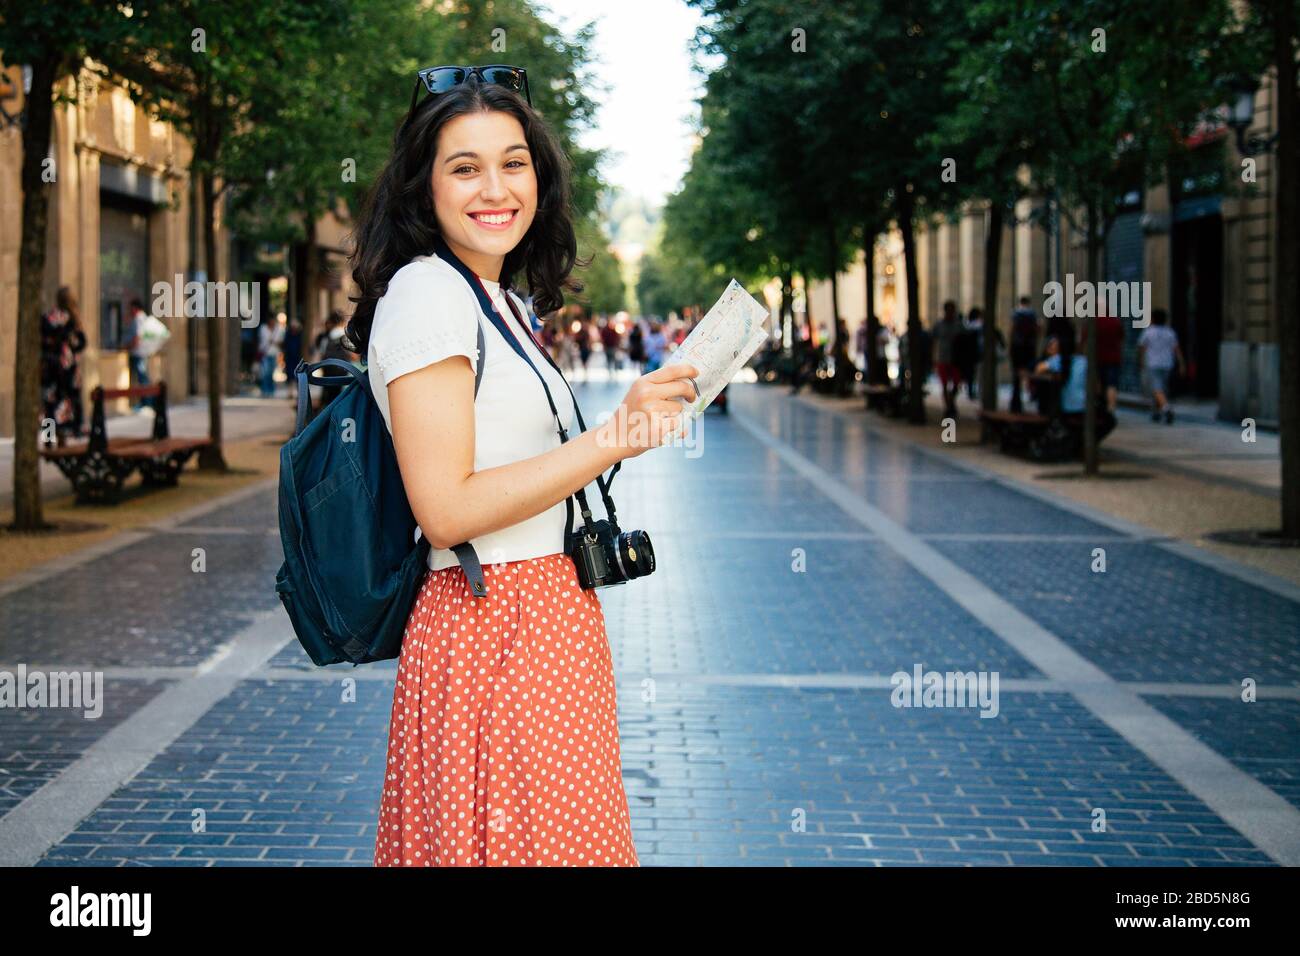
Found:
[374,553,639,866]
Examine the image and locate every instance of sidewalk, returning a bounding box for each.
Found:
[0,394,295,509]
[835,380,1298,587]
[981,383,1279,495]
[1,379,1296,867]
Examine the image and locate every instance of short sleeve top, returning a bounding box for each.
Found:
[366,254,575,571]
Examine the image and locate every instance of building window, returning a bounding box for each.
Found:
[99,196,151,350]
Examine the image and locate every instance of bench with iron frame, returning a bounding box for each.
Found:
[40,382,212,503]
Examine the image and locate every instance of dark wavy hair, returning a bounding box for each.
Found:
[345,78,583,353]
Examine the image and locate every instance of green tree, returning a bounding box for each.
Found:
[573,216,626,315]
[0,0,135,530]
[106,0,357,470]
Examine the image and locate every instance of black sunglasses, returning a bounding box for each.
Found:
[408,64,532,113]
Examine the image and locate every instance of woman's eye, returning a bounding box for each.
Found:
[507,159,527,169]
[453,165,475,175]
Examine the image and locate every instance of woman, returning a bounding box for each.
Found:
[347,67,697,866]
[40,286,88,443]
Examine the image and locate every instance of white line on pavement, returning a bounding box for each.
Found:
[0,607,293,867]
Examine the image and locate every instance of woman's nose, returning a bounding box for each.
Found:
[480,168,508,200]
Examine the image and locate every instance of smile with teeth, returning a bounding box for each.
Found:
[469,210,517,226]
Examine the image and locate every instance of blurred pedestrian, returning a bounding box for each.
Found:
[627,321,645,368]
[1138,308,1184,424]
[575,317,593,377]
[258,311,286,397]
[1009,296,1039,413]
[124,297,153,410]
[600,319,622,374]
[312,309,357,407]
[954,307,980,400]
[40,286,87,444]
[644,320,667,373]
[1082,311,1124,412]
[932,300,963,417]
[283,317,303,391]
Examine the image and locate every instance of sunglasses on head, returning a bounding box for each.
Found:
[408,64,532,114]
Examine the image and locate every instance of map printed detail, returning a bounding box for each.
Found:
[663,279,770,417]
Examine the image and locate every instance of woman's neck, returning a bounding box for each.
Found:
[444,236,504,284]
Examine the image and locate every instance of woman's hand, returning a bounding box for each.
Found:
[598,363,700,459]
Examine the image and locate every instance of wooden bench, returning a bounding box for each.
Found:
[979,406,1116,462]
[40,382,212,503]
[864,383,904,416]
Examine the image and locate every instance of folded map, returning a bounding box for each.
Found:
[663,279,770,417]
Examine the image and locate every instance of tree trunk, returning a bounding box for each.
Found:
[1083,198,1101,475]
[802,273,817,345]
[827,219,841,332]
[1275,0,1300,538]
[981,201,1004,413]
[781,267,794,346]
[10,55,61,531]
[197,165,228,470]
[897,187,926,424]
[300,219,320,357]
[865,233,884,385]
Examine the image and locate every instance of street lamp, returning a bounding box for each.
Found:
[1228,76,1279,156]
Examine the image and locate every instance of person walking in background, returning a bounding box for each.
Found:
[312,309,358,408]
[1009,296,1039,413]
[575,317,593,378]
[628,321,646,369]
[283,317,303,393]
[954,307,980,401]
[932,300,963,418]
[644,320,667,373]
[258,311,287,398]
[1138,308,1184,424]
[40,286,88,444]
[1045,310,1076,364]
[124,297,154,411]
[600,319,622,374]
[1083,310,1125,412]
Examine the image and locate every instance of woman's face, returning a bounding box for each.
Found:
[430,109,538,280]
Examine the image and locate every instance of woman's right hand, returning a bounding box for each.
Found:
[599,363,700,459]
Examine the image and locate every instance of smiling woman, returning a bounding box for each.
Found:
[344,69,697,867]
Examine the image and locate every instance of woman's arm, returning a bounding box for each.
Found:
[388,354,698,550]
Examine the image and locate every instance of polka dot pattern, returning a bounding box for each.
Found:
[374,553,639,866]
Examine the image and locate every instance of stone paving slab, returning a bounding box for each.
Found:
[618,682,1273,867]
[0,679,173,821]
[938,540,1300,686]
[1141,696,1300,813]
[0,531,283,667]
[601,536,1042,678]
[36,678,388,867]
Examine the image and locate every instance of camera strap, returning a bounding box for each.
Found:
[431,236,616,539]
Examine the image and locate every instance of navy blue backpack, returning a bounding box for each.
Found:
[275,318,487,666]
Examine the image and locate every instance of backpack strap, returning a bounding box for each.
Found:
[451,318,488,598]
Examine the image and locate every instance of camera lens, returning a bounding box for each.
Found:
[615,530,655,580]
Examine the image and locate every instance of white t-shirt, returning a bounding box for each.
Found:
[367,254,575,572]
[1138,325,1179,370]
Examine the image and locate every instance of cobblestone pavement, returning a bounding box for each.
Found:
[1,380,1297,867]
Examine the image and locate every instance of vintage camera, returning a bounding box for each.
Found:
[566,518,655,590]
